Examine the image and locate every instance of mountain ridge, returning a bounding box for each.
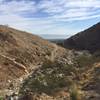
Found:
[64,22,100,53]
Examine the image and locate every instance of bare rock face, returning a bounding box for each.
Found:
[64,22,100,53]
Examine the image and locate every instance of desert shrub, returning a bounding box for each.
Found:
[70,84,81,100]
[74,54,94,68]
[20,60,75,95]
[0,96,3,100]
[76,55,88,66]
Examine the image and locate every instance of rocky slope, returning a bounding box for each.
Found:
[19,51,100,100]
[17,22,100,100]
[0,25,67,96]
[0,25,100,100]
[64,22,100,53]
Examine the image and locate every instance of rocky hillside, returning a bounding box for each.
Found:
[64,22,100,53]
[0,25,100,100]
[0,25,67,95]
[18,50,100,100]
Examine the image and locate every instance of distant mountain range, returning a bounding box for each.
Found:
[64,22,100,53]
[39,34,70,39]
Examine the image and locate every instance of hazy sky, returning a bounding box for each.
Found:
[0,0,100,39]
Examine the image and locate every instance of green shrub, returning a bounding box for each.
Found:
[0,96,3,100]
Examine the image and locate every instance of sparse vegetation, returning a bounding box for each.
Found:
[0,25,66,96]
[20,60,77,95]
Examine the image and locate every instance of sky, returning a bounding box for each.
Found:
[0,0,100,39]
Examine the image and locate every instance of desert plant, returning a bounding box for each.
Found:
[0,96,3,100]
[70,84,81,100]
